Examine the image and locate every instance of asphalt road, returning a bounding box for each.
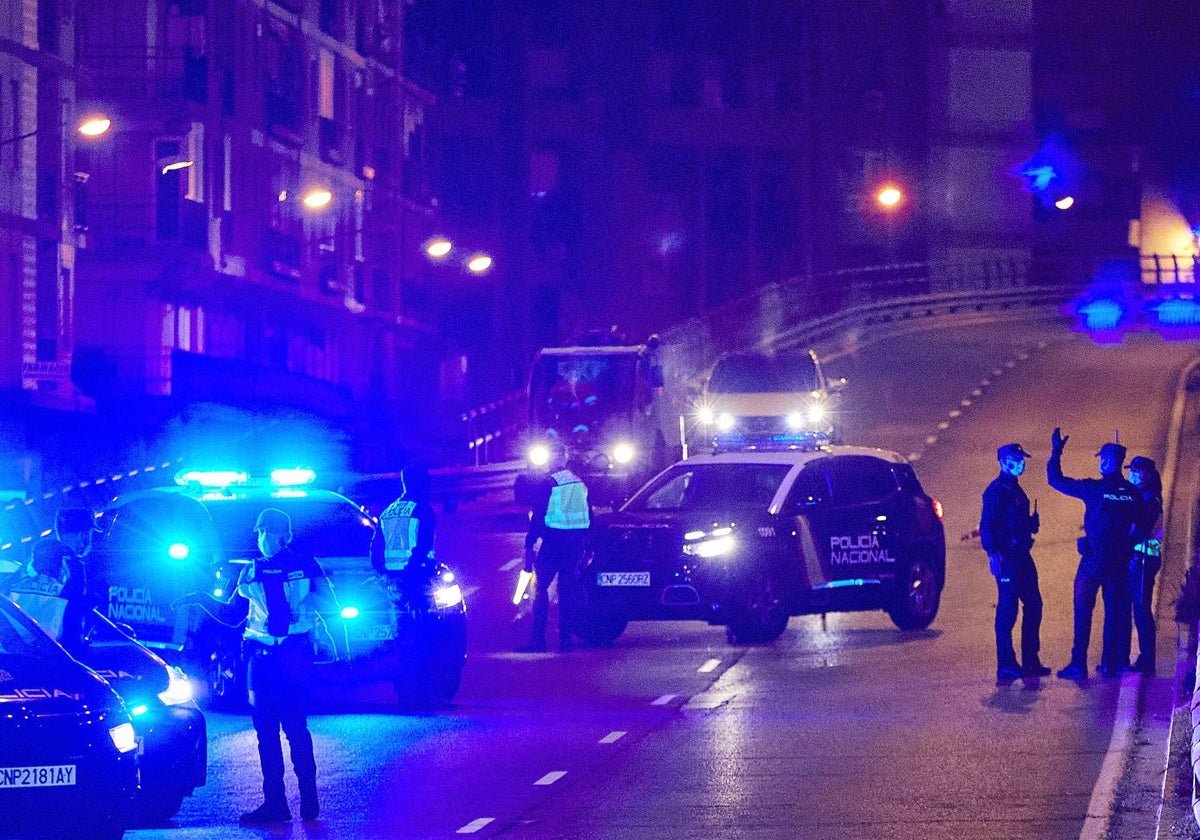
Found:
[129,318,1200,840]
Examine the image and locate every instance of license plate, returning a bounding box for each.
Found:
[597,572,651,587]
[0,765,76,788]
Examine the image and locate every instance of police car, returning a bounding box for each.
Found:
[88,468,467,711]
[77,610,206,824]
[576,443,945,644]
[0,595,138,840]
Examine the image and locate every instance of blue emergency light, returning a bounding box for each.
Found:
[167,543,189,560]
[174,469,248,488]
[270,468,317,487]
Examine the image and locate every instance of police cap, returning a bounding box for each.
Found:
[1095,442,1126,463]
[996,442,1032,461]
[55,507,101,534]
[253,508,293,537]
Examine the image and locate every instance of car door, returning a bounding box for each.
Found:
[791,456,901,585]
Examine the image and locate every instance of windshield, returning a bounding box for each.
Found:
[204,495,375,568]
[624,463,792,512]
[530,353,640,430]
[0,596,67,658]
[708,353,818,393]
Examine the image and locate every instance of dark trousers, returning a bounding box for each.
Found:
[1070,565,1131,672]
[1128,555,1161,668]
[530,531,587,646]
[994,554,1043,670]
[246,635,317,807]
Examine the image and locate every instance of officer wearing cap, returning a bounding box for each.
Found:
[980,443,1048,682]
[1047,429,1145,679]
[1126,455,1163,674]
[518,440,591,653]
[173,507,338,824]
[4,507,101,651]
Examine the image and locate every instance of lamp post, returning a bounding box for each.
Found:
[0,114,111,147]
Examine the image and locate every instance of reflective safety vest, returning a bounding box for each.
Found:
[8,573,69,640]
[379,499,421,570]
[545,470,590,530]
[238,556,321,645]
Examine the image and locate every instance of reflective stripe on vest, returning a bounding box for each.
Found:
[545,470,590,530]
[380,500,420,570]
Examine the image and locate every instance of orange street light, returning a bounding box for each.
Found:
[876,186,903,208]
[302,189,332,209]
[466,253,493,274]
[424,237,454,260]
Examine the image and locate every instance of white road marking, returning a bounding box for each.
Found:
[534,771,567,786]
[925,435,938,445]
[599,731,626,744]
[971,388,982,397]
[457,818,495,834]
[1079,676,1139,840]
[698,658,721,673]
[948,409,961,418]
[937,421,950,430]
[651,694,676,705]
[960,399,971,407]
[500,557,523,572]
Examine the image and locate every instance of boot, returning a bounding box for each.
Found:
[239,801,291,825]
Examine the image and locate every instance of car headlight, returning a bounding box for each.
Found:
[528,444,550,467]
[683,526,736,558]
[785,412,805,431]
[611,442,635,465]
[716,413,736,432]
[696,406,715,425]
[432,584,464,609]
[157,666,194,706]
[109,722,138,753]
[806,402,825,424]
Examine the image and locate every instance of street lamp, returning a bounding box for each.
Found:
[301,188,332,209]
[876,185,903,209]
[466,253,493,274]
[424,236,453,260]
[0,113,112,147]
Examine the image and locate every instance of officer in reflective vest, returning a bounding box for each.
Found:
[5,507,100,651]
[1126,455,1163,675]
[372,464,436,575]
[173,507,338,825]
[518,440,591,653]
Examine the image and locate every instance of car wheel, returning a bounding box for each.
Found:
[572,610,628,646]
[727,572,789,645]
[887,559,943,630]
[136,787,187,826]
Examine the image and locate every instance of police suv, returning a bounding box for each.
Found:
[89,468,467,711]
[576,443,946,645]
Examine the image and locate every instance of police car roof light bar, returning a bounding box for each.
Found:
[174,469,249,488]
[712,430,831,455]
[269,467,317,487]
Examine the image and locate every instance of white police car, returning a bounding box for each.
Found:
[89,468,467,711]
[577,442,945,644]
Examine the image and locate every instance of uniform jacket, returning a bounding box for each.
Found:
[980,474,1037,557]
[5,540,86,643]
[237,546,337,645]
[1047,451,1144,574]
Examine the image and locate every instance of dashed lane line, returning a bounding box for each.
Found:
[457,817,495,834]
[651,694,676,706]
[599,731,626,744]
[534,771,567,786]
[698,658,721,673]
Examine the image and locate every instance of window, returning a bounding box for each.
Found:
[824,457,899,507]
[791,465,830,508]
[627,463,791,512]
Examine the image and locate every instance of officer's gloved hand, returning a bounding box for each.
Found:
[523,547,536,573]
[1051,427,1069,454]
[987,553,1003,577]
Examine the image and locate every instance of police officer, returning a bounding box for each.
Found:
[519,440,590,653]
[980,442,1049,681]
[174,507,338,824]
[1126,456,1163,675]
[1047,429,1144,679]
[5,507,101,651]
[372,464,436,578]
